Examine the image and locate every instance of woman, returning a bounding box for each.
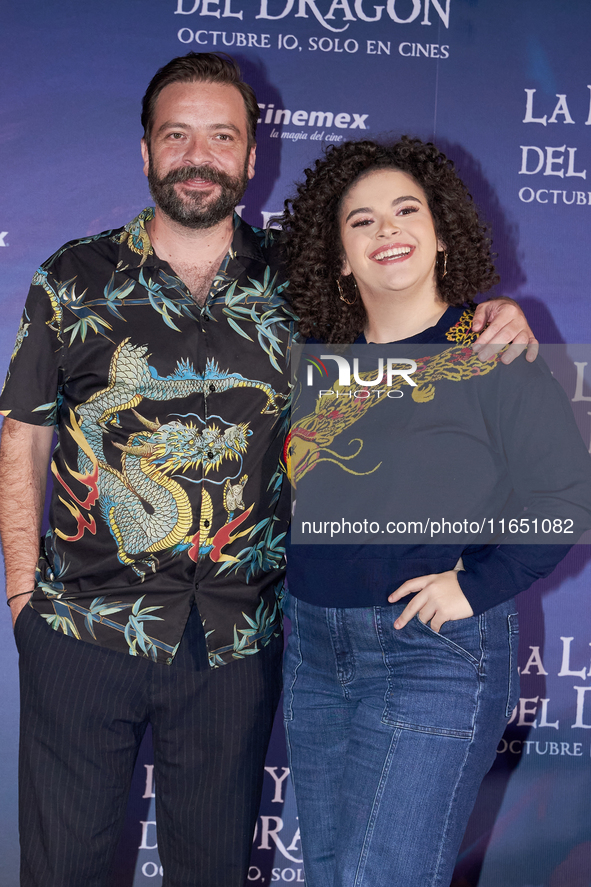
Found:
[280,137,591,887]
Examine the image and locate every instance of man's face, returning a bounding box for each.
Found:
[141,80,256,229]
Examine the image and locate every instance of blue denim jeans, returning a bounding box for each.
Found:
[283,593,519,887]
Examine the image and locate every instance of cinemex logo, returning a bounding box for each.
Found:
[258,103,368,131]
[306,354,417,395]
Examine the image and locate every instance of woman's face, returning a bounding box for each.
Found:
[339,168,444,304]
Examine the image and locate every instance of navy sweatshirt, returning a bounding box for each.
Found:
[286,306,591,614]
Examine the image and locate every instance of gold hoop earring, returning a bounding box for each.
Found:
[439,250,448,279]
[336,277,357,306]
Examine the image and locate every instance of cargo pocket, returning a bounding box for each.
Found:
[506,613,520,718]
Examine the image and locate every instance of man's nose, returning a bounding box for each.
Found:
[182,134,215,166]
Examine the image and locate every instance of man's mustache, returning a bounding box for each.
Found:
[157,165,238,187]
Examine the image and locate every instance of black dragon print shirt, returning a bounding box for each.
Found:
[0,209,296,666]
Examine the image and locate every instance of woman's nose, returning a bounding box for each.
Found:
[377,216,400,237]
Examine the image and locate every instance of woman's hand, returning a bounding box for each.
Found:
[472,298,539,364]
[388,571,474,632]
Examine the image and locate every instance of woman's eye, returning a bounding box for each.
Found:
[398,205,419,215]
[351,218,373,228]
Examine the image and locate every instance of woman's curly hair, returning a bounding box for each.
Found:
[279,136,499,343]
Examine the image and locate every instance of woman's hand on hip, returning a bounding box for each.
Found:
[388,571,474,632]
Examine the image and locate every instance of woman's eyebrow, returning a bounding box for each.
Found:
[344,195,422,223]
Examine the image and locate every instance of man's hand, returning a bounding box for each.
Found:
[8,592,33,628]
[388,570,474,633]
[472,298,539,365]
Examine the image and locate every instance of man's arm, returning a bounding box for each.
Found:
[0,418,54,627]
[472,298,539,364]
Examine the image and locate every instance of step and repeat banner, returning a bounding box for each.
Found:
[1,1,591,885]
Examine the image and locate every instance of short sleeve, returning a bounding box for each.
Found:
[0,266,64,426]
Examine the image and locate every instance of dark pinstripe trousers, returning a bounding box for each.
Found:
[15,602,283,887]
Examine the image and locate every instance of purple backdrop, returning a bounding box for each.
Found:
[1,2,591,884]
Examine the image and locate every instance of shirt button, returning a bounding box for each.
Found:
[207,450,214,459]
[209,384,215,394]
[203,519,210,528]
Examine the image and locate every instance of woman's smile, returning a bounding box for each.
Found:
[369,243,415,263]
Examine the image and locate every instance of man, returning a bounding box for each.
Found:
[0,52,536,886]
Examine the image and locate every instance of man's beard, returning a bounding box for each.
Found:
[147,158,250,229]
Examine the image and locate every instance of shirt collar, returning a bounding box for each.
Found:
[114,207,268,272]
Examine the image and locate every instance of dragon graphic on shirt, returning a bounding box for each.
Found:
[52,338,280,576]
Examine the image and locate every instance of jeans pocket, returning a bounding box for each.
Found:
[413,613,482,669]
[506,612,520,717]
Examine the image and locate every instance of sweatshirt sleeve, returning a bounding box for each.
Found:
[456,353,591,615]
[456,542,572,615]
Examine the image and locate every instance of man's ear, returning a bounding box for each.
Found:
[247,144,256,180]
[141,139,149,178]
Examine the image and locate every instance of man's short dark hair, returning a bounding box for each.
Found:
[141,52,259,148]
